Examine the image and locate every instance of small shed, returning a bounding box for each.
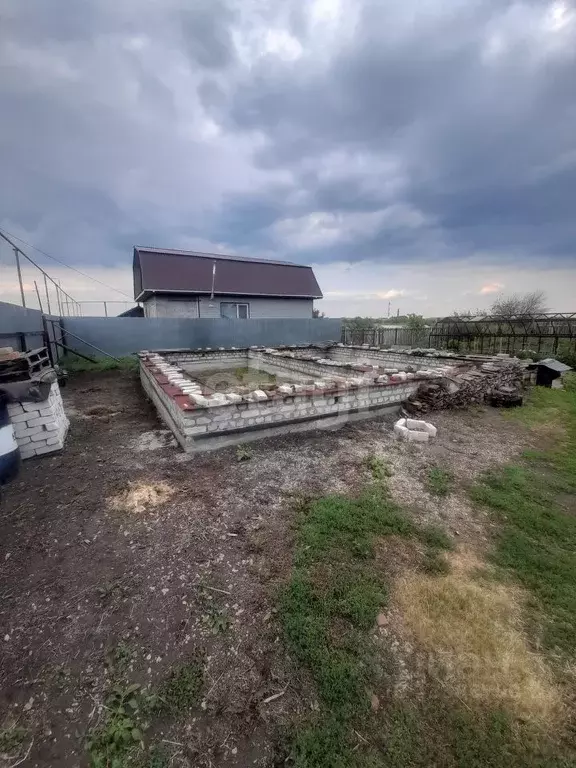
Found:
[529,358,572,388]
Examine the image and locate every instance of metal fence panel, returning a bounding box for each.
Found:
[61,317,343,357]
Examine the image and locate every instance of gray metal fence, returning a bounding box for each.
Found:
[60,316,342,357]
[341,326,430,347]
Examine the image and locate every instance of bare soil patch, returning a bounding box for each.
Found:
[0,371,530,767]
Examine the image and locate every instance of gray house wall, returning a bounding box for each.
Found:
[143,294,313,319]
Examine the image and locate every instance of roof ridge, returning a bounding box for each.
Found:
[134,246,310,269]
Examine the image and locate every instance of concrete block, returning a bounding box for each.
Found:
[22,401,45,413]
[31,431,50,442]
[423,422,437,437]
[225,393,242,403]
[46,436,63,446]
[7,403,24,416]
[34,444,60,455]
[278,385,294,395]
[14,424,42,438]
[240,408,262,419]
[9,412,30,423]
[189,394,209,407]
[407,430,429,442]
[27,416,57,428]
[20,446,37,460]
[186,425,208,435]
[248,390,268,401]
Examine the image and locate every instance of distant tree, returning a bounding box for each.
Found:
[343,316,377,331]
[490,291,548,317]
[405,313,426,331]
[312,308,326,319]
[451,308,483,318]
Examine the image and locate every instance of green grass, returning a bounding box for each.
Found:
[420,549,450,575]
[154,661,203,716]
[364,454,393,481]
[60,353,138,373]
[471,384,576,653]
[280,484,455,766]
[86,683,153,768]
[280,419,576,767]
[0,726,28,755]
[86,661,203,766]
[426,467,454,497]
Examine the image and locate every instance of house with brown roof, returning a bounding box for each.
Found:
[133,247,323,319]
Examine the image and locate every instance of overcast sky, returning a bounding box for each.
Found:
[1,0,575,316]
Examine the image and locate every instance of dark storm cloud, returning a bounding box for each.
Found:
[1,0,575,270]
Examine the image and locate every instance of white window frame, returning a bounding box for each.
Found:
[220,302,250,319]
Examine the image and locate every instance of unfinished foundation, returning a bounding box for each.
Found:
[138,344,470,452]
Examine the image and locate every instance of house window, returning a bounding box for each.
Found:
[220,302,250,319]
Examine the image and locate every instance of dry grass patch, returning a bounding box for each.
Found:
[109,481,174,514]
[393,549,562,725]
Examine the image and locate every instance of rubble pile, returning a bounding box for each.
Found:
[405,357,526,414]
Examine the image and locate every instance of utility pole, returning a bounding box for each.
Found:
[34,280,44,313]
[14,247,26,307]
[43,273,52,315]
[56,284,63,316]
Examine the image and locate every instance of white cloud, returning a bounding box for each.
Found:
[479,282,504,294]
[272,204,429,250]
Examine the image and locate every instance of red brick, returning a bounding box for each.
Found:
[173,394,194,410]
[161,384,182,396]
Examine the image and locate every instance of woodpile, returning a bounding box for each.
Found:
[405,360,525,414]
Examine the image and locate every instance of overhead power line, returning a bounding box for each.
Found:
[0,228,80,314]
[0,227,133,300]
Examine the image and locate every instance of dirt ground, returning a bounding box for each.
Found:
[0,371,530,767]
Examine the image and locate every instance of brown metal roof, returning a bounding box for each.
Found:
[133,247,322,301]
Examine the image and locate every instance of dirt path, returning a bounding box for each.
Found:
[0,371,529,767]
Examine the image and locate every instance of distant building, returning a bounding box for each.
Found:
[133,247,322,319]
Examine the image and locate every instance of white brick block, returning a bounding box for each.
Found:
[20,447,37,460]
[18,436,32,445]
[43,422,59,432]
[247,390,267,402]
[189,394,209,407]
[27,416,58,427]
[34,444,60,455]
[407,430,429,443]
[46,436,63,446]
[185,425,207,435]
[40,407,55,417]
[14,424,43,438]
[31,432,49,442]
[22,401,43,413]
[7,402,24,416]
[10,412,30,423]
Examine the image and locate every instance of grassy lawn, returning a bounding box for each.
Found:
[472,377,576,653]
[60,353,138,373]
[279,381,576,767]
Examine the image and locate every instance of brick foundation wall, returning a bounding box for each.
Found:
[139,352,418,452]
[327,345,463,370]
[7,381,69,460]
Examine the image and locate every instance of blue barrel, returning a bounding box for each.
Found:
[0,393,20,487]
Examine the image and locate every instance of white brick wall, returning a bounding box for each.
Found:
[7,381,69,460]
